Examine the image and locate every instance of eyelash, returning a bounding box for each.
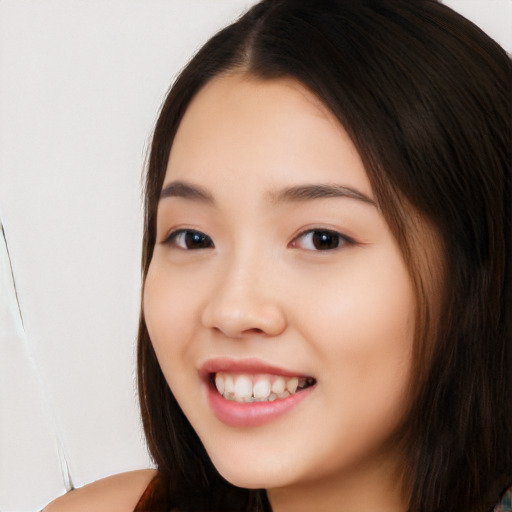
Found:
[162,228,354,251]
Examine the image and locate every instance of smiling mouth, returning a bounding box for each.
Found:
[211,372,316,403]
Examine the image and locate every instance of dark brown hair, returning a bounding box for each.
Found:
[137,1,512,510]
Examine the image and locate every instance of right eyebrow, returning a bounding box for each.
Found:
[267,183,376,206]
[159,181,215,204]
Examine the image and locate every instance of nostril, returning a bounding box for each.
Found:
[245,328,264,335]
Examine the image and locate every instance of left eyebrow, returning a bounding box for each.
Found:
[267,183,376,206]
[159,181,215,204]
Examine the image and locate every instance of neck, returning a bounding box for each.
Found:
[266,455,408,512]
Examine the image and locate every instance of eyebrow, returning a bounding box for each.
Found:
[159,181,215,204]
[268,183,376,206]
[159,180,376,207]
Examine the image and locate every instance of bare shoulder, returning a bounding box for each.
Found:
[43,469,158,512]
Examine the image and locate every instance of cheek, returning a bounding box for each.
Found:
[294,248,414,354]
[143,263,197,374]
[291,248,415,420]
[302,268,414,471]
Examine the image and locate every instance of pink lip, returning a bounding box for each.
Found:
[200,357,315,428]
[199,357,310,379]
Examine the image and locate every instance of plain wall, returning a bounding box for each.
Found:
[0,1,510,510]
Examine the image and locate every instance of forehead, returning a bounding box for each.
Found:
[165,73,373,200]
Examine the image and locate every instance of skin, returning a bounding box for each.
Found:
[144,73,414,512]
[43,469,157,512]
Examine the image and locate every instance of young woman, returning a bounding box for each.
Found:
[45,0,511,511]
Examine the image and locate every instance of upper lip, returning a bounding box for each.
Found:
[199,357,312,380]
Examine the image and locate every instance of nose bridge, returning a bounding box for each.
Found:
[201,241,286,338]
[226,242,267,293]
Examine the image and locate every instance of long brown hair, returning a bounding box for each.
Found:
[137,1,512,510]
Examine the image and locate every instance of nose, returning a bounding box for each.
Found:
[200,255,287,339]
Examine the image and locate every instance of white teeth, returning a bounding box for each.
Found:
[271,377,286,394]
[253,378,271,399]
[214,373,312,402]
[215,374,225,395]
[286,376,298,394]
[234,375,252,400]
[224,375,235,396]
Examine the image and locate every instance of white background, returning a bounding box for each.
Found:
[0,1,510,510]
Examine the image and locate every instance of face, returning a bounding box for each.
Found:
[144,74,415,502]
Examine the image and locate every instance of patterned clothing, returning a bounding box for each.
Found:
[494,486,512,512]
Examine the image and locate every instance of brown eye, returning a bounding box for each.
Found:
[311,231,340,250]
[291,229,350,251]
[165,230,214,249]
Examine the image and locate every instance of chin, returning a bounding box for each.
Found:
[208,452,294,490]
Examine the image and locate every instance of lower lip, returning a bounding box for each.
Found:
[206,380,314,427]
